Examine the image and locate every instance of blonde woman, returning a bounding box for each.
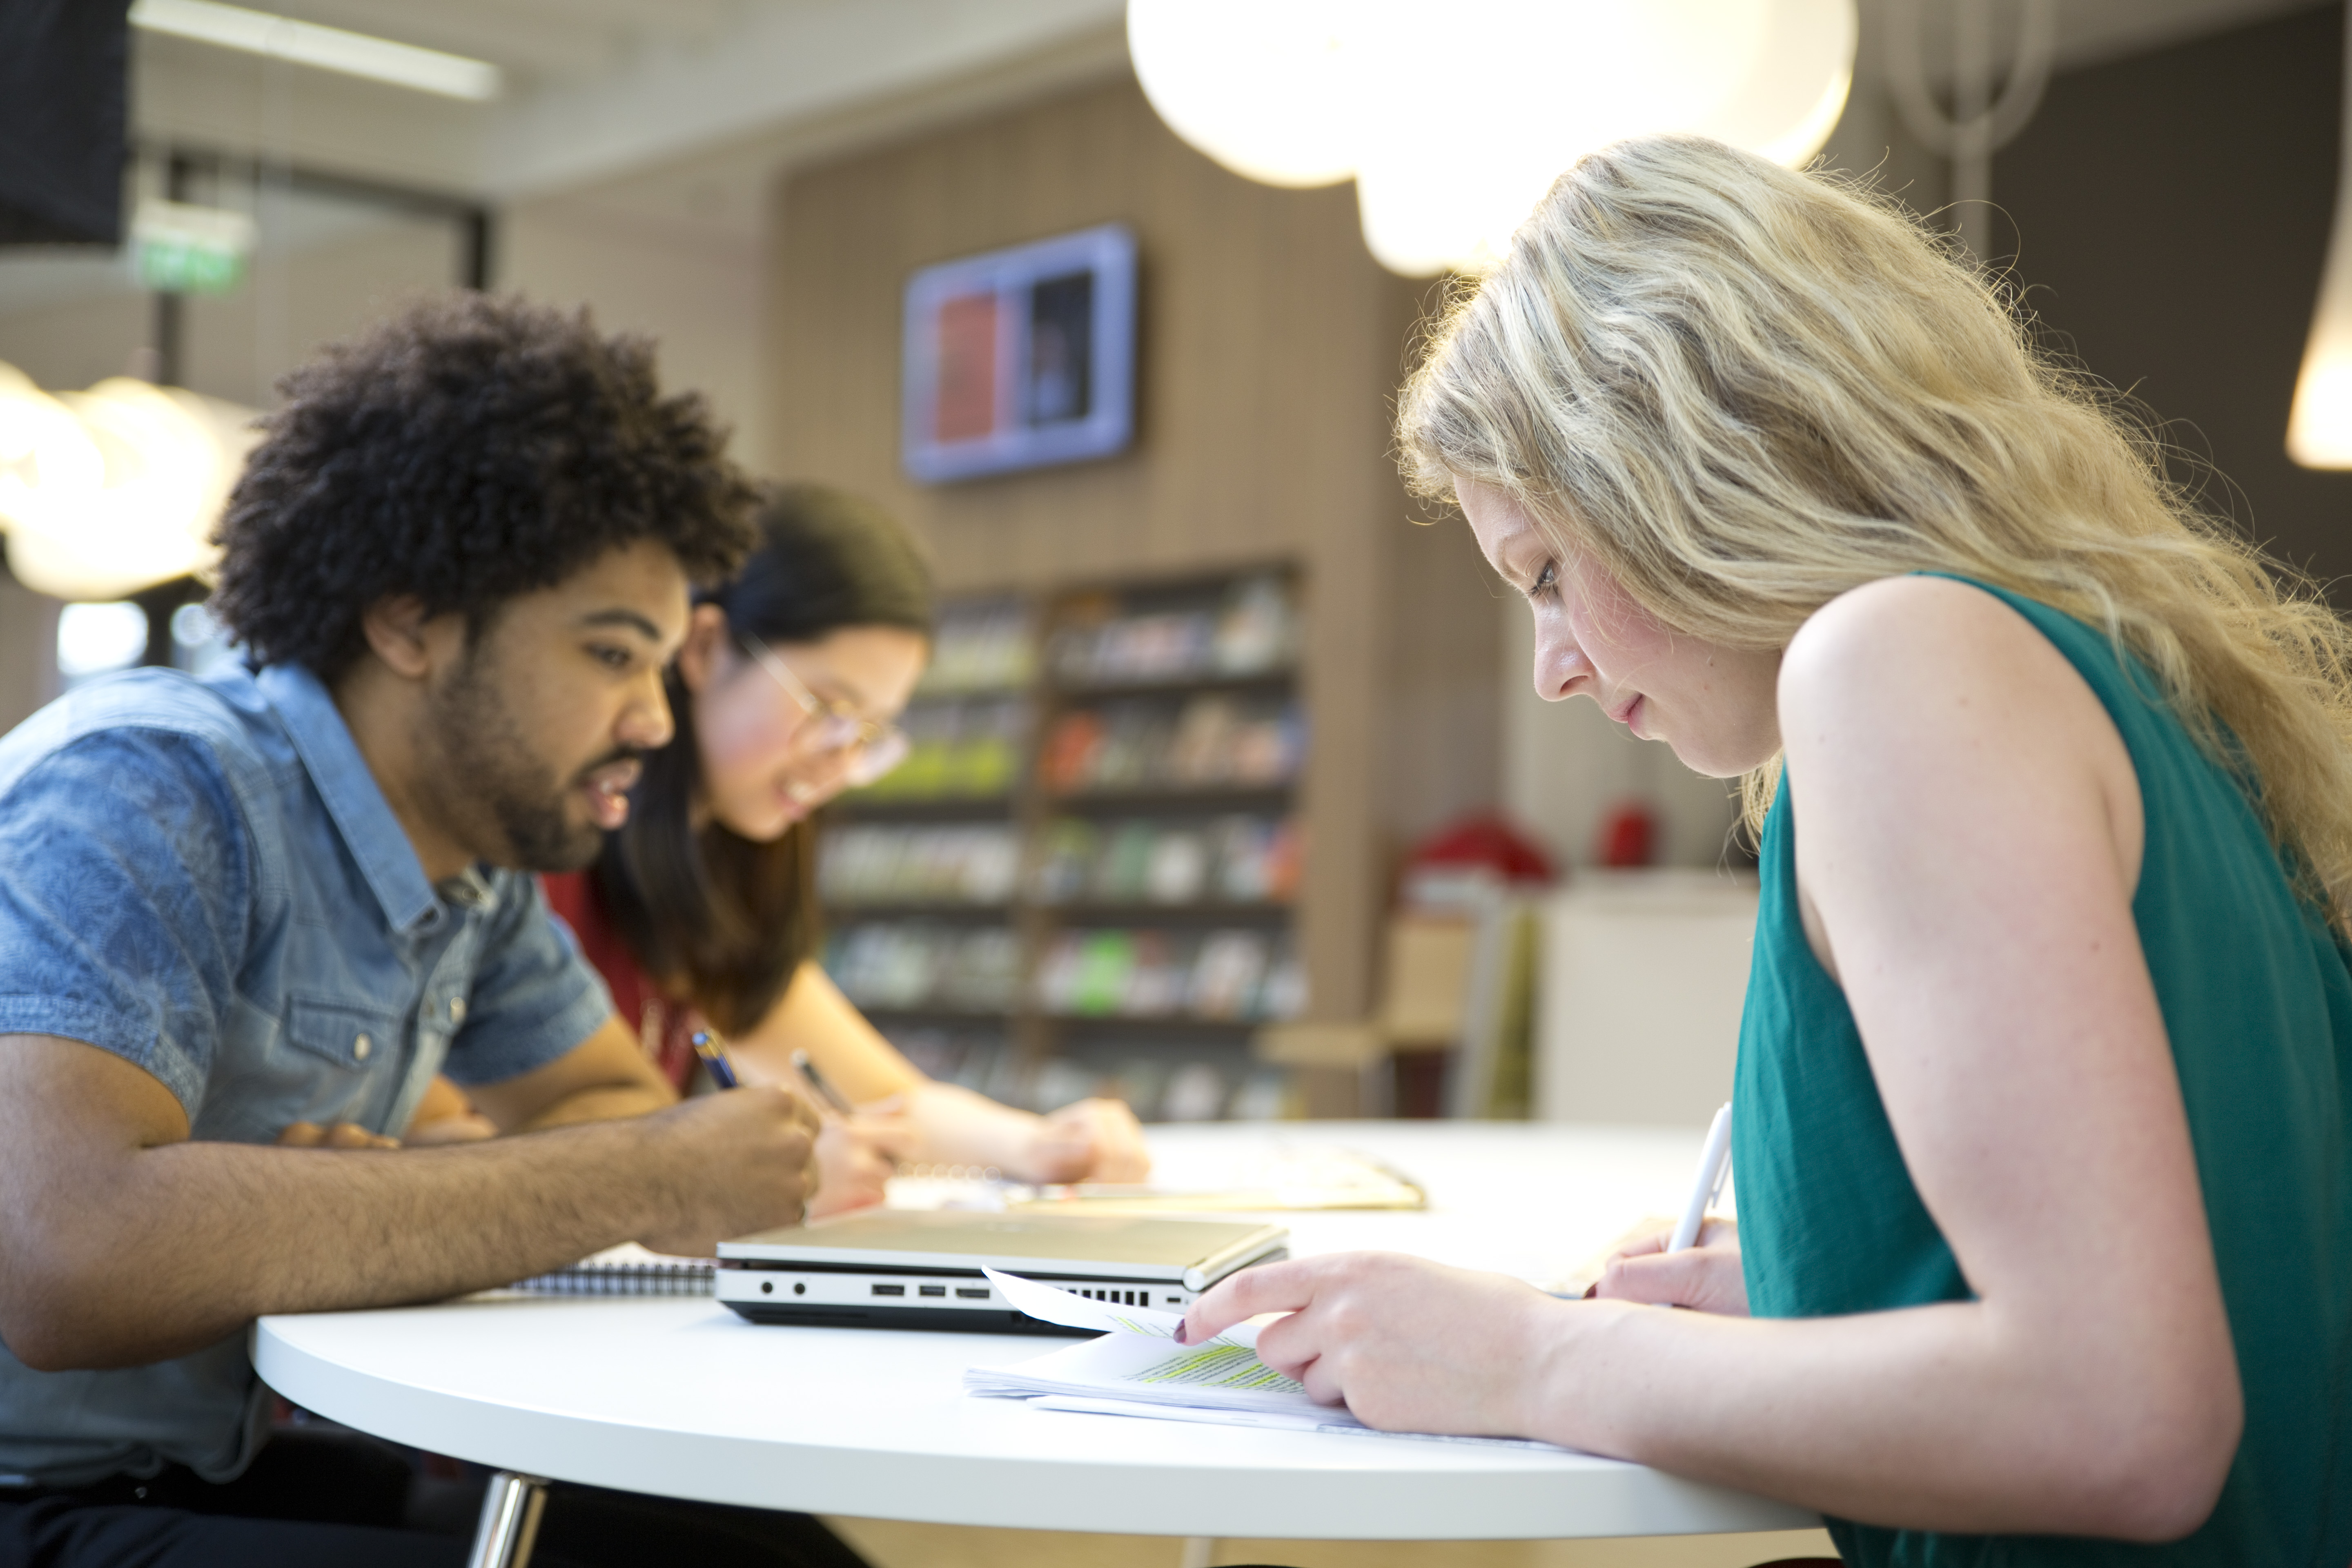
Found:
[1178,136,2350,1565]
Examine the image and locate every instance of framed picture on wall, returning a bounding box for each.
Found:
[901,222,1138,484]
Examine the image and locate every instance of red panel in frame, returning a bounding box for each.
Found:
[932,292,1000,443]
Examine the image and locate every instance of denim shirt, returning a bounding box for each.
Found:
[0,662,612,1486]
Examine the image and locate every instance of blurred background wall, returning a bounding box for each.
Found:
[5,0,2350,1100]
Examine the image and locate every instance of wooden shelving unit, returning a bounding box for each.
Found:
[815,566,1306,1123]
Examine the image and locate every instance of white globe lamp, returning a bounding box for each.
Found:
[1127,0,1359,189]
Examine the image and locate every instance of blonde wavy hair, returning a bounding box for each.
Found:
[1397,132,2352,931]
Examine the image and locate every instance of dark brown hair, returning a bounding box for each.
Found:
[594,484,933,1031]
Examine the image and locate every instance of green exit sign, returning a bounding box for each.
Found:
[132,199,256,296]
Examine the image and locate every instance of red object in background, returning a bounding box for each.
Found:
[1040,710,1105,792]
[1595,800,1658,868]
[1263,817,1305,902]
[1404,811,1557,887]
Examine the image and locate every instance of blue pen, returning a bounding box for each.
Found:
[689,1029,741,1090]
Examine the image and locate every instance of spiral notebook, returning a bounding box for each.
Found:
[511,1243,714,1296]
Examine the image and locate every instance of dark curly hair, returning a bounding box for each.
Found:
[210,292,760,679]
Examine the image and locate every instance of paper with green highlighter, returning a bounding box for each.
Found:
[964,1270,1566,1450]
[964,1267,1318,1416]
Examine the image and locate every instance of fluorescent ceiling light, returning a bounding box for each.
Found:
[129,0,503,101]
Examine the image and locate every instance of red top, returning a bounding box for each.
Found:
[542,870,704,1091]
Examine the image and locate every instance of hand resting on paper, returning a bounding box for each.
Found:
[1590,1216,1747,1316]
[1174,1251,1572,1438]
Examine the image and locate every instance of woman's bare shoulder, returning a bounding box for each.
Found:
[1786,575,2039,680]
[1779,573,2137,871]
[1780,576,2078,730]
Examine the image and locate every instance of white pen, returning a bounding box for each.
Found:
[1668,1102,1733,1253]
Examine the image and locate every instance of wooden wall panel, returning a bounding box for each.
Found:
[764,75,1500,1025]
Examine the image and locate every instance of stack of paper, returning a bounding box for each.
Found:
[1013,1147,1426,1214]
[964,1270,1560,1450]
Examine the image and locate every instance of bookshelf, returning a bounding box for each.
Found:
[815,565,1305,1123]
[816,593,1031,1106]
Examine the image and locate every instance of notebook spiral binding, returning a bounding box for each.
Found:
[512,1258,715,1297]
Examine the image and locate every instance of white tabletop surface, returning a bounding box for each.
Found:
[254,1122,1816,1541]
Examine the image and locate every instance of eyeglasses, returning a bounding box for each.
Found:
[739,634,911,788]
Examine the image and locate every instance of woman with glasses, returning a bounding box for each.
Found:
[412,485,1150,1209]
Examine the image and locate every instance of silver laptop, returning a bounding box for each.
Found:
[716,1210,1288,1333]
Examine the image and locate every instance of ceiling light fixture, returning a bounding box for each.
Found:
[2288,0,2352,468]
[129,0,503,102]
[1126,0,1356,188]
[1128,0,1856,278]
[0,363,259,602]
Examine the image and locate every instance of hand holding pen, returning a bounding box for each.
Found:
[791,1048,855,1118]
[1586,1102,1749,1315]
[790,1044,914,1217]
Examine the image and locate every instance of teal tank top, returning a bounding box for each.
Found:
[1733,576,2352,1567]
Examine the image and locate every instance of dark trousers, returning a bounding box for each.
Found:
[0,1427,872,1568]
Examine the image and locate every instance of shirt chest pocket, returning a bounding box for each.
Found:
[283,995,403,1071]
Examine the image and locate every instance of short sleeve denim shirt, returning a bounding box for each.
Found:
[0,661,612,1486]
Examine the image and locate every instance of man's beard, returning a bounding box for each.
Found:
[422,646,630,875]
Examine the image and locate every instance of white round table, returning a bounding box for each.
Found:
[253,1123,1817,1552]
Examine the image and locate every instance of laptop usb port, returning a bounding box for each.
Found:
[956,1287,989,1299]
[871,1284,904,1297]
[918,1285,946,1298]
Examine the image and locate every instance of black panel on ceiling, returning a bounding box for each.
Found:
[0,0,133,246]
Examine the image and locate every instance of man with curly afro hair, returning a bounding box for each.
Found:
[0,295,869,1568]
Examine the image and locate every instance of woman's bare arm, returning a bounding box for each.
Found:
[733,962,1149,1181]
[1185,577,2240,1541]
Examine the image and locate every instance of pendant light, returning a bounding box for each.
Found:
[1127,0,1858,277]
[0,362,258,601]
[2288,1,2352,468]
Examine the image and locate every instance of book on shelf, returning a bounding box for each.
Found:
[1041,695,1302,795]
[1031,927,1303,1022]
[824,921,1022,1013]
[1047,572,1297,688]
[1030,813,1300,906]
[845,694,1028,802]
[819,822,1021,905]
[919,597,1036,695]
